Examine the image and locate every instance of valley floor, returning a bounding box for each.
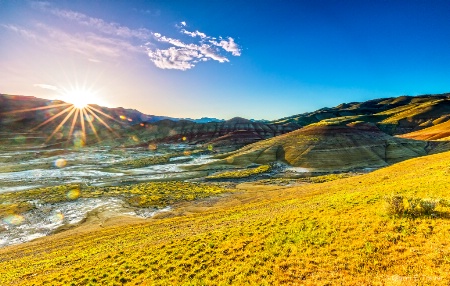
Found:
[2,151,450,285]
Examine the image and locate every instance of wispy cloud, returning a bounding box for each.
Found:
[34,83,59,91]
[1,24,37,40]
[32,1,151,40]
[146,21,241,70]
[34,22,141,58]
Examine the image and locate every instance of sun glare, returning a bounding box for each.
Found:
[63,88,96,109]
[5,78,120,146]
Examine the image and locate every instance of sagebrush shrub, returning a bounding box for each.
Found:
[385,194,441,217]
[419,199,438,215]
[384,194,404,215]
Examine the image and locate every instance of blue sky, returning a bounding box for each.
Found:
[1,0,450,120]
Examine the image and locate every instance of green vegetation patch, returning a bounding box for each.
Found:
[116,154,180,168]
[115,149,209,168]
[206,165,271,180]
[0,181,231,218]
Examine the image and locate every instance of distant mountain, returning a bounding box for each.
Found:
[183,117,225,123]
[0,94,298,148]
[0,94,224,127]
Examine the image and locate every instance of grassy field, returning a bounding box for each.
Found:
[0,181,231,218]
[2,151,450,285]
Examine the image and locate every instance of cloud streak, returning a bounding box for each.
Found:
[32,1,151,40]
[34,83,59,91]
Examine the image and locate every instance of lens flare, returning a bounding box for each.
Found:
[84,114,94,123]
[13,135,26,144]
[50,212,65,223]
[3,214,25,225]
[54,158,67,168]
[67,189,81,200]
[182,136,187,141]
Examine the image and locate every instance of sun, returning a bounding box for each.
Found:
[63,88,97,109]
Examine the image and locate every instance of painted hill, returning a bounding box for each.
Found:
[2,150,450,285]
[272,93,450,136]
[130,117,299,147]
[201,122,449,171]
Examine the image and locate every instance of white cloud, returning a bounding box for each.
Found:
[198,45,229,63]
[146,25,241,70]
[181,21,187,27]
[147,47,203,70]
[181,29,207,39]
[210,37,241,56]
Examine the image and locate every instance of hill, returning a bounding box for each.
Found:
[272,93,450,135]
[131,117,298,148]
[200,122,448,171]
[2,150,450,285]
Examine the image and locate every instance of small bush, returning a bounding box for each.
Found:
[384,194,441,217]
[384,194,405,216]
[407,197,421,217]
[419,199,438,215]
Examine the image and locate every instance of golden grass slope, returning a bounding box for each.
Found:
[2,151,450,285]
[399,119,450,141]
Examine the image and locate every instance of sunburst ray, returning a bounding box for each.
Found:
[1,103,71,115]
[67,106,80,141]
[45,107,77,143]
[86,105,123,124]
[78,108,86,142]
[31,105,75,131]
[82,108,101,142]
[85,106,121,138]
